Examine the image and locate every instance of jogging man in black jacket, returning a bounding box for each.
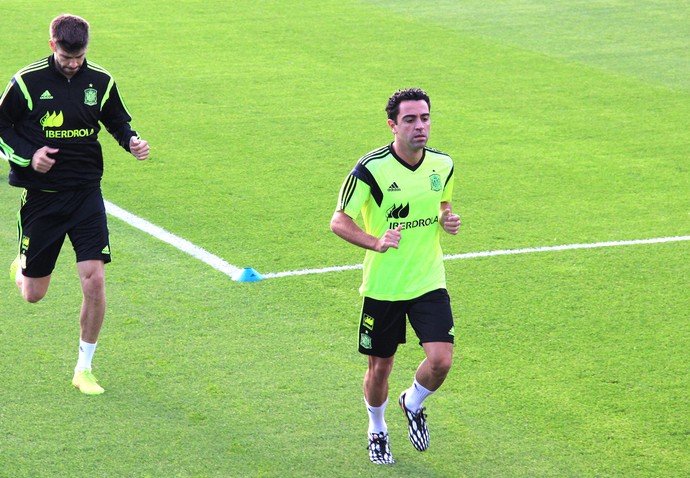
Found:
[0,14,149,395]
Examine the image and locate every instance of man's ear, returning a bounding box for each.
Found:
[387,118,397,134]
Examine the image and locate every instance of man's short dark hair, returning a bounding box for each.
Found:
[386,88,431,121]
[50,14,90,52]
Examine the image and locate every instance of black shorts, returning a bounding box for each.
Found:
[358,288,455,358]
[16,187,111,278]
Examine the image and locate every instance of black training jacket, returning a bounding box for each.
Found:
[0,55,138,190]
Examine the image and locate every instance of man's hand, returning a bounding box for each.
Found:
[440,208,461,235]
[129,137,150,160]
[375,225,403,252]
[31,146,58,173]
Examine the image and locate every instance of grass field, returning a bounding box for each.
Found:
[1,1,688,477]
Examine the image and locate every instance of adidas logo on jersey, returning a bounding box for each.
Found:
[40,90,54,100]
[387,182,401,192]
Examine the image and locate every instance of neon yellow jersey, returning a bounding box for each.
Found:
[336,143,455,300]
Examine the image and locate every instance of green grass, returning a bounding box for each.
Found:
[1,0,688,476]
[366,0,690,91]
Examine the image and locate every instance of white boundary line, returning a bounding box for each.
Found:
[104,200,242,277]
[104,200,689,281]
[443,236,690,261]
[263,236,690,279]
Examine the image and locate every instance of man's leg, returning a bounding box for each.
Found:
[399,342,453,451]
[364,355,395,464]
[364,355,394,406]
[413,341,454,396]
[77,260,106,343]
[72,260,106,395]
[13,189,58,303]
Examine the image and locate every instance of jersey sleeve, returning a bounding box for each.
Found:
[0,78,36,167]
[441,163,454,203]
[335,172,371,220]
[100,81,138,152]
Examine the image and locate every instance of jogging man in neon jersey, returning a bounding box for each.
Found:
[0,14,149,395]
[331,88,460,464]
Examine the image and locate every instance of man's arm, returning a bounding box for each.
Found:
[330,210,402,253]
[100,82,141,152]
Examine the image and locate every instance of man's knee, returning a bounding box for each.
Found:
[78,262,106,299]
[368,356,394,382]
[429,354,452,377]
[23,289,46,303]
[424,343,454,378]
[81,276,105,303]
[20,276,50,303]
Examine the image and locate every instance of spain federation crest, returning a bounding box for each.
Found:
[84,88,97,106]
[429,173,442,192]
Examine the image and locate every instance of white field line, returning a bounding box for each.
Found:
[104,200,242,277]
[104,200,690,281]
[262,236,690,279]
[443,236,690,261]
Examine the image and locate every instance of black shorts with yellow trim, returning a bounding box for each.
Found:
[358,288,455,358]
[17,187,111,278]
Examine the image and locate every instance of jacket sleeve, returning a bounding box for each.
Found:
[0,78,38,167]
[100,81,138,152]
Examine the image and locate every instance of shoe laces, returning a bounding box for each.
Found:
[413,407,427,424]
[367,432,389,452]
[78,370,97,381]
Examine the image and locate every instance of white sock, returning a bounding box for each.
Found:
[365,398,388,435]
[403,379,434,413]
[75,340,97,372]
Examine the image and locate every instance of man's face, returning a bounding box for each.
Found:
[388,100,431,152]
[50,41,87,79]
